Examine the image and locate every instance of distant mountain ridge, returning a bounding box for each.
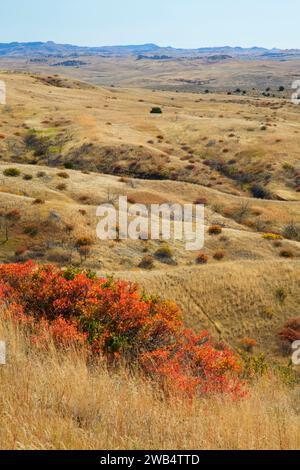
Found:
[0,41,299,59]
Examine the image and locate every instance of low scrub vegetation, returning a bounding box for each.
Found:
[0,209,21,242]
[279,249,294,259]
[263,233,283,241]
[239,337,258,353]
[250,184,272,200]
[278,317,300,355]
[283,222,300,241]
[57,171,70,179]
[208,225,223,235]
[138,255,155,270]
[195,253,209,264]
[1,315,299,450]
[3,167,21,177]
[150,107,162,114]
[23,173,33,181]
[0,262,244,399]
[56,183,67,191]
[154,245,174,263]
[213,251,226,261]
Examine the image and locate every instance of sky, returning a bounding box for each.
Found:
[0,0,299,49]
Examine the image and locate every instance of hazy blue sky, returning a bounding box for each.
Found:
[1,0,298,49]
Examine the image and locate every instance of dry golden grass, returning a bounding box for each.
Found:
[1,54,300,95]
[1,71,300,200]
[0,161,299,358]
[0,72,299,362]
[0,315,300,450]
[0,65,300,452]
[122,260,300,353]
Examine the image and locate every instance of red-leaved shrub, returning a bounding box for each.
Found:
[0,262,244,399]
[278,317,300,343]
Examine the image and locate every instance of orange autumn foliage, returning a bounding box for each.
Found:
[0,262,245,398]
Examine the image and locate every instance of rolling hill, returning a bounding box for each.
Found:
[0,70,299,359]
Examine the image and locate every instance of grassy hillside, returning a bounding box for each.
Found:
[1,71,300,200]
[1,54,300,94]
[0,68,300,451]
[0,71,299,361]
[0,315,300,450]
[0,161,299,355]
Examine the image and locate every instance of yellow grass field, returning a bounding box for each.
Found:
[1,316,300,450]
[0,70,299,450]
[0,71,299,358]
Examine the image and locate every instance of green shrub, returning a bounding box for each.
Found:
[261,306,274,319]
[282,162,294,171]
[3,168,21,177]
[63,267,97,281]
[276,287,287,303]
[24,131,51,157]
[274,365,300,386]
[154,245,176,264]
[283,222,300,241]
[241,353,268,379]
[138,255,154,270]
[64,162,74,170]
[150,107,162,114]
[250,184,271,199]
[56,183,67,191]
[262,233,283,241]
[155,245,173,260]
[57,171,70,179]
[23,225,39,237]
[279,249,294,259]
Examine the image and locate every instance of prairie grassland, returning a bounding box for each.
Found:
[1,55,300,93]
[0,71,300,451]
[0,316,299,450]
[122,259,300,351]
[1,71,300,201]
[0,72,300,362]
[0,161,299,356]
